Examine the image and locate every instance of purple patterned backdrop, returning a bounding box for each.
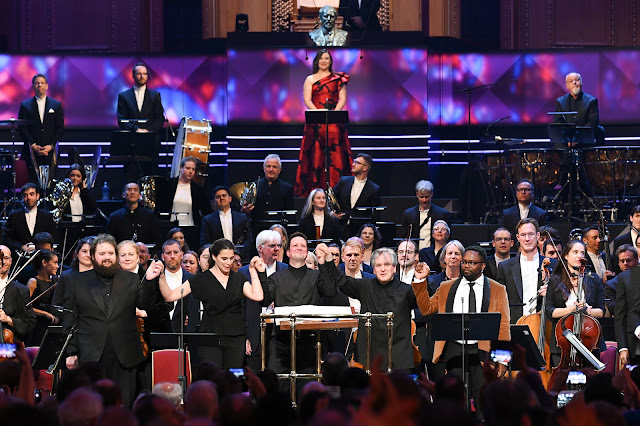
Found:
[0,49,638,128]
[0,55,227,127]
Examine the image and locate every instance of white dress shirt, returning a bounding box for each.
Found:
[518,203,531,220]
[453,275,485,344]
[25,206,38,236]
[165,268,183,320]
[587,251,605,279]
[520,253,540,314]
[133,85,146,112]
[35,96,46,123]
[418,209,431,250]
[69,190,83,223]
[171,183,194,226]
[219,209,233,242]
[350,178,367,209]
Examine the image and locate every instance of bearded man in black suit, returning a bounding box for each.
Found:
[63,234,150,406]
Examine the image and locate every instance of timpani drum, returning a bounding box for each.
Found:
[583,147,640,194]
[506,148,565,190]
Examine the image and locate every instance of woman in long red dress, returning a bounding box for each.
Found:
[295,49,353,198]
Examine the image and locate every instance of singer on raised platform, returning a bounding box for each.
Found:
[295,50,352,197]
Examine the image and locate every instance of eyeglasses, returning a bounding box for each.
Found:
[516,188,533,193]
[433,227,448,232]
[494,237,512,242]
[461,260,484,266]
[266,244,283,249]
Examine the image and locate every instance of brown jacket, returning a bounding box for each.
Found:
[412,276,511,363]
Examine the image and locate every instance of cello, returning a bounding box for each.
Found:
[551,257,602,378]
[516,257,553,387]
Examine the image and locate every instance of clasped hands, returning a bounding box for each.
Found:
[31,143,52,156]
[314,243,333,264]
[249,256,265,273]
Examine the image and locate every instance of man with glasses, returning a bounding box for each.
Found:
[498,179,547,240]
[554,72,605,146]
[496,218,554,322]
[412,245,511,405]
[484,228,513,280]
[401,180,450,250]
[240,230,287,371]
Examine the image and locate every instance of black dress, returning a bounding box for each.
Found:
[188,270,248,369]
[29,277,56,347]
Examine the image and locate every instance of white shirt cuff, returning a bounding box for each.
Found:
[619,348,628,353]
[635,325,640,339]
[413,277,426,283]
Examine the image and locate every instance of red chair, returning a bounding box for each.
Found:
[601,341,619,375]
[25,346,54,395]
[151,349,192,388]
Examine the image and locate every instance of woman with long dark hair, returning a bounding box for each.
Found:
[295,49,352,197]
[64,163,97,223]
[358,223,382,265]
[545,240,605,366]
[27,249,59,345]
[146,238,265,369]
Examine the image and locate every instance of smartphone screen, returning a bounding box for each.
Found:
[0,343,16,358]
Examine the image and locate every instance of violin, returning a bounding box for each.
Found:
[516,257,553,388]
[552,257,602,375]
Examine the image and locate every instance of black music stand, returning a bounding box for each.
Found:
[431,312,501,410]
[499,325,546,371]
[111,130,158,180]
[305,110,349,191]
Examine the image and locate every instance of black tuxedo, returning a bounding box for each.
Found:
[498,204,547,238]
[116,87,165,133]
[615,268,640,358]
[62,188,97,220]
[63,270,149,367]
[496,255,557,321]
[1,280,35,342]
[340,0,382,32]
[158,178,212,226]
[62,269,151,406]
[105,204,162,249]
[400,204,450,242]
[18,96,64,167]
[418,246,443,274]
[484,255,512,281]
[142,269,194,333]
[200,210,252,259]
[4,207,59,252]
[333,176,381,218]
[298,212,340,242]
[555,91,604,145]
[584,251,608,277]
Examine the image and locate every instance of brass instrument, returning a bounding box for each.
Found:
[230,179,258,207]
[48,178,74,223]
[326,186,341,215]
[139,176,158,211]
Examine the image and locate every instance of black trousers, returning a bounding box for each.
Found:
[198,334,245,370]
[443,342,485,408]
[99,333,137,408]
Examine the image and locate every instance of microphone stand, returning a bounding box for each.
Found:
[458,83,494,162]
[178,287,187,401]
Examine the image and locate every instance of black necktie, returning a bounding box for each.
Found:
[468,281,476,313]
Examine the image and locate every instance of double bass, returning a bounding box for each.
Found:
[552,258,602,376]
[516,257,553,387]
